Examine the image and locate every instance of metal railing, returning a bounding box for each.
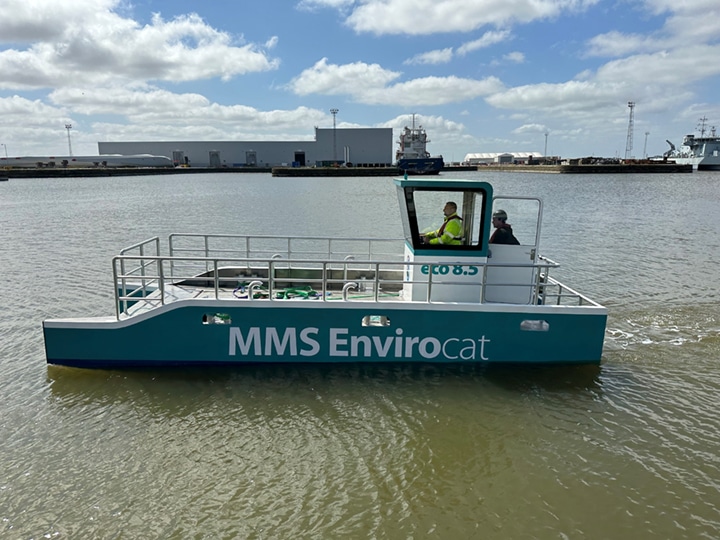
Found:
[162,234,405,286]
[168,233,403,262]
[112,238,602,320]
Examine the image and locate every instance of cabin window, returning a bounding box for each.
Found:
[403,187,488,250]
[490,197,542,247]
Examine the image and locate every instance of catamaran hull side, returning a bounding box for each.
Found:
[43,301,607,368]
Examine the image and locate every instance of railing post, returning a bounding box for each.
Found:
[204,235,211,274]
[480,264,489,303]
[168,235,176,278]
[113,260,121,320]
[158,259,165,305]
[374,262,380,301]
[426,264,433,302]
[214,259,219,299]
[322,261,328,300]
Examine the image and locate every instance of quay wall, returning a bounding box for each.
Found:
[479,163,693,174]
[1,167,272,178]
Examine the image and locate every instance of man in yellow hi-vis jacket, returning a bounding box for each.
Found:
[422,201,463,245]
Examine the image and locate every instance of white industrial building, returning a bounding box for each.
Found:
[98,127,393,168]
[463,152,543,165]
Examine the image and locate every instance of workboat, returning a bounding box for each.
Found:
[664,117,720,170]
[43,177,607,369]
[395,116,444,175]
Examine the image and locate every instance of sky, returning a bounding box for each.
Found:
[1,0,719,162]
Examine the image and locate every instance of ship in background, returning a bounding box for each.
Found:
[395,115,444,175]
[664,117,720,171]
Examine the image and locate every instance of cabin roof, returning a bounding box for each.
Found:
[393,177,493,191]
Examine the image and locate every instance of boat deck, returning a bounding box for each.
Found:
[122,282,397,317]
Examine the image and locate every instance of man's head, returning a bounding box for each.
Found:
[492,209,508,226]
[443,201,457,217]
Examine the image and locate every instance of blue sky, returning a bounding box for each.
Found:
[1,0,719,161]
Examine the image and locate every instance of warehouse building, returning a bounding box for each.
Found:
[463,152,543,165]
[98,127,393,168]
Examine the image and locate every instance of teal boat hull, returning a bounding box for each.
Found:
[43,301,606,368]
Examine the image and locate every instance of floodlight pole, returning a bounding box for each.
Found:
[330,108,339,162]
[65,123,73,156]
[624,102,635,159]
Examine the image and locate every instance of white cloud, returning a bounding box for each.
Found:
[289,58,400,96]
[404,30,512,66]
[363,76,504,105]
[0,3,279,90]
[0,0,118,42]
[290,58,504,105]
[593,46,720,87]
[585,0,720,58]
[49,86,210,116]
[0,94,71,126]
[0,86,334,155]
[384,113,465,133]
[296,0,354,10]
[49,85,330,133]
[585,31,659,58]
[404,48,454,65]
[487,80,619,113]
[641,0,720,25]
[344,0,599,36]
[457,30,512,55]
[513,123,548,134]
[503,52,525,63]
[487,42,720,120]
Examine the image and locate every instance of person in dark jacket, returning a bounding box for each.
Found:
[489,209,520,244]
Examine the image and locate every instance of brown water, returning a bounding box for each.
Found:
[1,171,719,538]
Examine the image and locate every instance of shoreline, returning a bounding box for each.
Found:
[477,163,693,174]
[0,162,693,179]
[1,164,475,179]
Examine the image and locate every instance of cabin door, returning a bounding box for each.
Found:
[484,197,542,304]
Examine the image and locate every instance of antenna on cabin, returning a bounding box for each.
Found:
[624,102,635,159]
